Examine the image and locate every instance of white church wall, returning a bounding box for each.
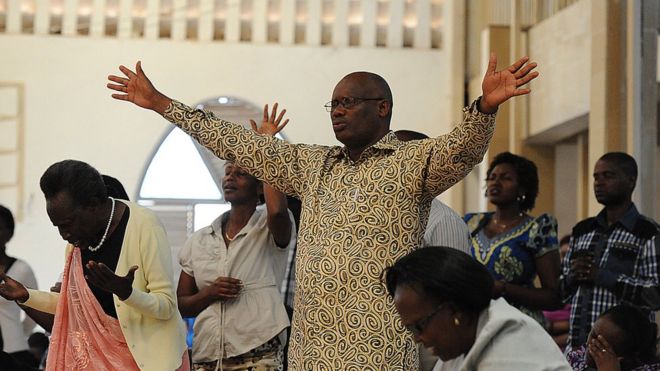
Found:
[1,34,451,287]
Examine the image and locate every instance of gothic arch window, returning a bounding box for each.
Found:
[136,96,286,284]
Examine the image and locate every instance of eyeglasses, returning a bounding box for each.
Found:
[404,305,445,337]
[324,97,384,112]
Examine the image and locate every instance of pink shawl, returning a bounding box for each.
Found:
[47,248,141,370]
[47,248,190,370]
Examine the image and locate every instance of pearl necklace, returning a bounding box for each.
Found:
[88,197,115,252]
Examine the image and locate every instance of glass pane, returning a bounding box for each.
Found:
[140,128,222,199]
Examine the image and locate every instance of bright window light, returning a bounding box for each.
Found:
[139,128,222,200]
[194,203,232,231]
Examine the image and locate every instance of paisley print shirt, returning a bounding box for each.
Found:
[164,99,496,370]
[464,212,559,324]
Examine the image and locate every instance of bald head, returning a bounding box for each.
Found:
[330,72,395,157]
[339,72,393,105]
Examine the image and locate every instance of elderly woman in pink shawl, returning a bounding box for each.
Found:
[0,160,189,371]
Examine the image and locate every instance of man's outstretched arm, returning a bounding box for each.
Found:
[478,53,538,114]
[107,62,316,197]
[423,54,539,197]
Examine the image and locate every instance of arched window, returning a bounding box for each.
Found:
[136,96,285,283]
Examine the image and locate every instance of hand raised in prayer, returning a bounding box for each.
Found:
[479,53,539,114]
[0,272,29,303]
[588,335,621,371]
[85,260,137,301]
[202,276,243,302]
[107,61,172,114]
[250,103,290,137]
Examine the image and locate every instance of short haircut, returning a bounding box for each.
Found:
[347,72,393,103]
[384,246,493,316]
[394,130,428,141]
[0,204,15,240]
[486,152,539,212]
[598,152,638,179]
[40,160,108,207]
[342,72,394,119]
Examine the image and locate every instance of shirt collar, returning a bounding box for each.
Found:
[595,203,640,231]
[209,207,264,238]
[210,213,227,235]
[328,131,401,159]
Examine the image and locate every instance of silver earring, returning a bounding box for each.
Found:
[517,194,526,203]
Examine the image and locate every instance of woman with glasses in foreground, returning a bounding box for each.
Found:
[384,246,571,371]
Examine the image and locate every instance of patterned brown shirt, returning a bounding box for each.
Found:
[164,100,496,370]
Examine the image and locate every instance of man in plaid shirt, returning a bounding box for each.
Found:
[560,152,659,350]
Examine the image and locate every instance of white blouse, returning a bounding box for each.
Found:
[433,298,571,371]
[178,206,295,362]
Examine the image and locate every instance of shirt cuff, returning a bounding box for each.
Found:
[465,97,497,118]
[20,289,33,306]
[120,287,136,302]
[22,288,59,314]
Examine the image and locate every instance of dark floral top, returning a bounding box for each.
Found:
[465,212,559,324]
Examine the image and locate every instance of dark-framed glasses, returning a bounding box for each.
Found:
[324,97,384,112]
[405,304,445,337]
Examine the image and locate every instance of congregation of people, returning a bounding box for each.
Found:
[0,53,657,371]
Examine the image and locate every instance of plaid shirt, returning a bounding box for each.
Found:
[560,204,660,348]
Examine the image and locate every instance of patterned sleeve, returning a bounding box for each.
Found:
[527,213,559,257]
[163,100,323,198]
[421,99,496,198]
[614,233,660,309]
